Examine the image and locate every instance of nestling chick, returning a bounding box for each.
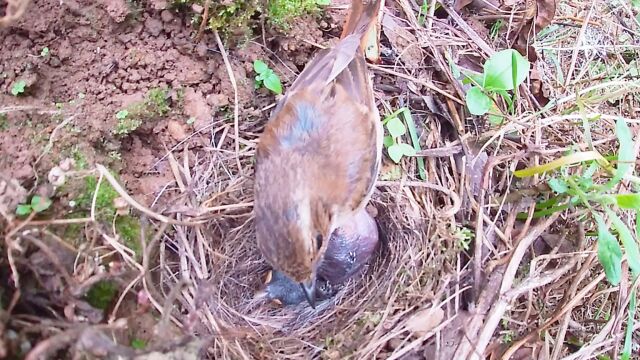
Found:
[254,0,383,308]
[256,207,379,306]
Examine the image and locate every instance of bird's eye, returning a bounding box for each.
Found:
[315,234,323,250]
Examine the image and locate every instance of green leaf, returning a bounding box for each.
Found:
[401,108,426,180]
[613,118,635,181]
[263,73,283,95]
[536,197,560,210]
[483,49,530,91]
[582,161,600,179]
[595,213,622,285]
[615,194,640,209]
[115,110,129,120]
[388,144,404,163]
[622,285,636,360]
[386,117,406,137]
[548,178,569,194]
[514,151,608,178]
[11,80,26,96]
[397,143,416,156]
[316,0,331,4]
[496,89,513,107]
[460,69,484,86]
[131,338,147,350]
[446,54,461,79]
[488,114,504,125]
[31,196,52,213]
[383,135,394,148]
[15,204,32,216]
[253,60,269,74]
[606,208,640,277]
[41,47,50,57]
[466,86,492,115]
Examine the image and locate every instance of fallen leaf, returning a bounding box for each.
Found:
[405,307,445,337]
[529,67,550,106]
[514,0,557,62]
[381,14,423,68]
[535,0,556,30]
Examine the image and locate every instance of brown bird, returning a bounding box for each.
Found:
[256,207,380,306]
[254,0,383,308]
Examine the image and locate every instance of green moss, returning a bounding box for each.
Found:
[266,0,323,30]
[85,280,118,310]
[72,146,89,169]
[201,0,261,41]
[63,222,85,245]
[73,174,143,257]
[171,0,324,40]
[76,175,119,216]
[114,87,171,136]
[115,216,142,256]
[0,114,8,131]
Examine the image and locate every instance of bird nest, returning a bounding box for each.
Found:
[151,112,463,358]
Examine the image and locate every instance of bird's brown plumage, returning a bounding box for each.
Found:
[254,0,383,287]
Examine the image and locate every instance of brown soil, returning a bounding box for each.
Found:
[0,0,332,206]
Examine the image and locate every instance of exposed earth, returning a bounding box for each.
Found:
[0,0,332,208]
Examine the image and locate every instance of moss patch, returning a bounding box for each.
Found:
[72,174,142,257]
[171,0,324,40]
[266,0,324,30]
[85,280,118,310]
[115,216,142,256]
[114,87,171,136]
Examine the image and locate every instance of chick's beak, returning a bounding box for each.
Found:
[300,277,317,309]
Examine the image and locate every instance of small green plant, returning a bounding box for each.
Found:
[514,118,638,360]
[16,196,52,216]
[459,49,530,124]
[116,110,129,120]
[417,1,441,25]
[145,87,171,115]
[10,80,26,96]
[113,88,170,135]
[114,109,140,135]
[131,339,147,350]
[254,60,283,95]
[40,47,50,57]
[453,226,474,251]
[382,108,416,164]
[490,20,504,41]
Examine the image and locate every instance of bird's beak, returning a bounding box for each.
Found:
[300,276,317,309]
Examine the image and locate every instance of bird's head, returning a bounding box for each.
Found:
[254,191,335,309]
